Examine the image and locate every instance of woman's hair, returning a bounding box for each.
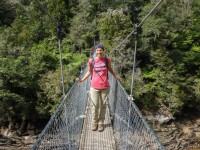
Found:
[95,43,104,50]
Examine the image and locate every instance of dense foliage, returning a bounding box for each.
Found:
[0,0,199,128]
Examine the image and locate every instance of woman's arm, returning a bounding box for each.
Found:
[108,61,121,81]
[77,66,93,82]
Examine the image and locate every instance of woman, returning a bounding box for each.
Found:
[77,43,120,132]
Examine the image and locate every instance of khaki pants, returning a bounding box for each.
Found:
[90,87,110,125]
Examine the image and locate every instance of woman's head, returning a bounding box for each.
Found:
[95,43,104,51]
[95,43,104,58]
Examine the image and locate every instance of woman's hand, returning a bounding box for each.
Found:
[115,76,121,81]
[76,77,83,82]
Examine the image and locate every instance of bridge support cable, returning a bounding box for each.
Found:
[125,27,138,150]
[126,28,137,149]
[130,26,138,97]
[109,0,163,55]
[111,49,117,86]
[34,0,68,97]
[34,0,68,36]
[57,22,65,96]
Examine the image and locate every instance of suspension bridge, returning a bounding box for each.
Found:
[32,64,165,150]
[31,0,165,149]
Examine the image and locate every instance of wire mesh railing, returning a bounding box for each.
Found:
[109,74,165,150]
[33,66,165,150]
[32,66,90,150]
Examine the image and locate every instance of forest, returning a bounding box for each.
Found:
[0,0,200,133]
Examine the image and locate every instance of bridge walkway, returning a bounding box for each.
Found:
[79,97,116,150]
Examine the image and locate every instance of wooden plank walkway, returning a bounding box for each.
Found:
[79,98,116,150]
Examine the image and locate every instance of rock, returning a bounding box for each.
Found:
[1,128,9,137]
[183,126,193,135]
[24,135,33,143]
[195,132,200,138]
[156,114,174,125]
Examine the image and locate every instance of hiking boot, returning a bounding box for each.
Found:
[98,124,104,132]
[91,123,98,131]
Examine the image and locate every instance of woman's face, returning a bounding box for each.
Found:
[96,48,104,58]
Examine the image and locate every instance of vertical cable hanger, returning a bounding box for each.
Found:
[57,22,65,97]
[130,25,138,97]
[34,0,67,97]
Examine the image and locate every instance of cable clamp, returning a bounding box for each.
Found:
[128,95,134,101]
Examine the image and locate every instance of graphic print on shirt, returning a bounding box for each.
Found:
[93,63,107,76]
[89,57,110,89]
[93,60,107,86]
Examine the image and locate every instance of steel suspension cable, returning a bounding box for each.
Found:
[125,32,137,150]
[34,0,68,36]
[109,0,163,54]
[130,34,137,96]
[34,0,68,96]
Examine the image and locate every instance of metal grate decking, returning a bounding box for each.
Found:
[79,97,116,150]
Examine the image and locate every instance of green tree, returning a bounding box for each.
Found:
[0,0,16,26]
[133,0,200,115]
[68,0,97,50]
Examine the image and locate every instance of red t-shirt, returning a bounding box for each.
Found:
[88,57,111,89]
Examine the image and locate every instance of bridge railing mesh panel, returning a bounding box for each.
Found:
[32,66,90,150]
[33,65,165,150]
[108,74,165,150]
